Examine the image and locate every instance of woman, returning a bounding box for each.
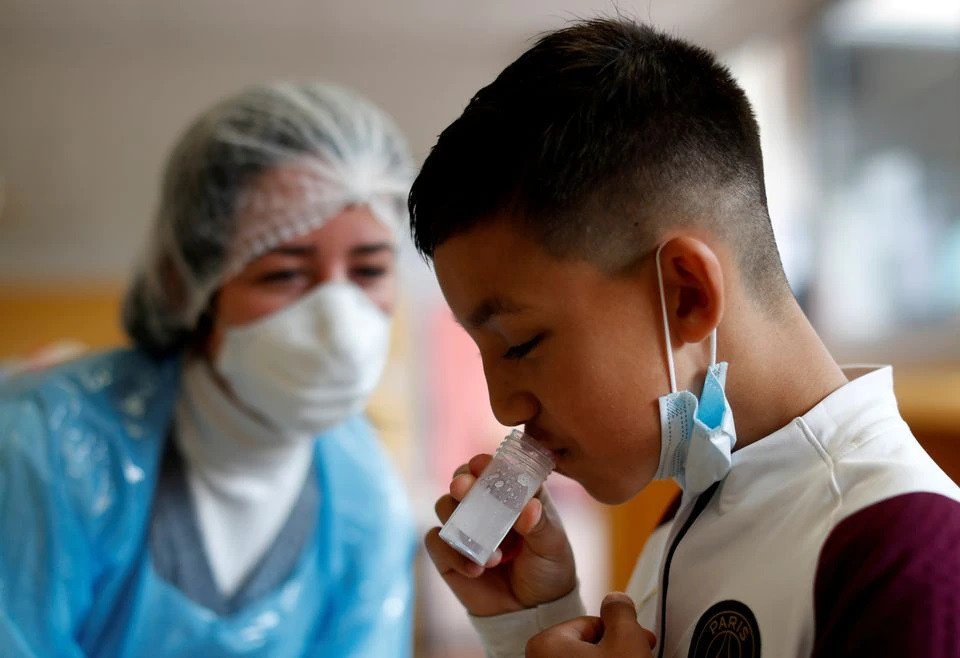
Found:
[0,82,416,656]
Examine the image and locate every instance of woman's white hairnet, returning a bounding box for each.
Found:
[122,82,413,354]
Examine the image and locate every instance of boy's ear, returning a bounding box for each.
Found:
[657,237,724,346]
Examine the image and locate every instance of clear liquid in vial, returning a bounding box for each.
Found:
[439,465,532,565]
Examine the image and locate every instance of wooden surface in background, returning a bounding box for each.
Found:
[0,282,126,357]
[894,367,960,437]
[608,479,681,591]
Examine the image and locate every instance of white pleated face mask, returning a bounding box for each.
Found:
[216,282,391,435]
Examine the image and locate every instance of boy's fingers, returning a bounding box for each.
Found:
[643,628,657,649]
[424,527,484,578]
[512,497,544,535]
[434,494,459,524]
[598,592,657,650]
[448,455,492,501]
[467,453,493,476]
[484,547,503,568]
[496,530,524,563]
[511,486,570,559]
[452,454,493,480]
[553,615,604,643]
[526,616,603,655]
[449,473,475,501]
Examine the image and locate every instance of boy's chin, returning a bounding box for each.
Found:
[573,466,650,505]
[580,476,643,505]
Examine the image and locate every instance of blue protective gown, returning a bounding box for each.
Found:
[0,349,416,657]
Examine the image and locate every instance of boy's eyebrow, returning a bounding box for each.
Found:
[461,296,527,329]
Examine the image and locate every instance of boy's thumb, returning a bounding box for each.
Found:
[600,593,657,649]
[600,592,637,627]
[512,488,573,561]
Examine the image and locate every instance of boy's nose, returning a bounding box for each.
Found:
[488,387,540,428]
[482,357,541,426]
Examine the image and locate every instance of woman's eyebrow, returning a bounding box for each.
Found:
[350,242,395,256]
[265,245,316,256]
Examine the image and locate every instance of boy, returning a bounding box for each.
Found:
[411,17,960,658]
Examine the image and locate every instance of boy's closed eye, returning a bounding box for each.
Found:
[503,333,545,360]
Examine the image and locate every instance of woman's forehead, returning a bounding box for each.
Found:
[256,208,395,257]
[227,157,396,275]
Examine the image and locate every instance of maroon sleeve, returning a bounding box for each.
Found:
[813,492,960,658]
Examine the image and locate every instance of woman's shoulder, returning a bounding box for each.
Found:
[0,348,180,524]
[1,348,178,403]
[1,348,179,442]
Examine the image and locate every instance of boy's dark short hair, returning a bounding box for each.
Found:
[409,18,789,302]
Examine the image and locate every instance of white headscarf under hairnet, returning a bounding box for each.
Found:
[123,82,413,354]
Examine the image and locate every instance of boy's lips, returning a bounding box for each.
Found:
[523,425,570,466]
[549,449,570,468]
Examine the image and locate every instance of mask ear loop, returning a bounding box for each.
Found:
[655,243,719,394]
[709,329,717,367]
[655,244,678,394]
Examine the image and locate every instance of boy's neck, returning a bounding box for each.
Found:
[722,299,849,452]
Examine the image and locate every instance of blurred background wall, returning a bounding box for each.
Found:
[0,0,833,283]
[1,1,958,656]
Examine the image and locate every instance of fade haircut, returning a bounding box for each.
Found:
[409,18,789,302]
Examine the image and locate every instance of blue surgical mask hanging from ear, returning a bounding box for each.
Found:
[653,244,737,496]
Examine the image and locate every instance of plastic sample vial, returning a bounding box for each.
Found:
[439,429,555,565]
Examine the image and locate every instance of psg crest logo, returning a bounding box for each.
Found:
[688,600,761,658]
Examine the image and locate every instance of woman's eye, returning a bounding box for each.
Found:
[502,334,544,360]
[351,266,387,279]
[258,269,309,284]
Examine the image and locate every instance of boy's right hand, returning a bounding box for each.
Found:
[424,453,577,617]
